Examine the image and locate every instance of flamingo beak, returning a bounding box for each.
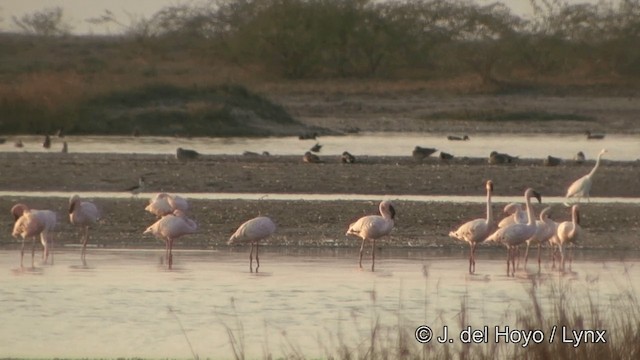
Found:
[576,209,581,225]
[69,202,75,214]
[533,191,542,204]
[389,205,396,219]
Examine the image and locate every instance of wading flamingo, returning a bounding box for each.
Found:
[565,149,607,205]
[486,188,542,277]
[143,210,197,269]
[145,193,189,218]
[11,204,57,268]
[449,180,495,274]
[551,205,581,272]
[346,200,396,272]
[69,195,100,265]
[523,206,557,272]
[228,216,277,273]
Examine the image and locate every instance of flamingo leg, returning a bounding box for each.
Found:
[371,238,376,272]
[523,242,531,269]
[81,226,89,265]
[31,236,36,268]
[249,243,254,273]
[536,243,542,273]
[20,237,26,268]
[255,241,260,273]
[168,238,174,270]
[506,247,511,276]
[559,245,566,272]
[468,243,475,274]
[511,247,517,276]
[358,238,366,269]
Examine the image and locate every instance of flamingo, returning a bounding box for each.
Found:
[565,149,607,204]
[143,210,197,269]
[346,200,396,271]
[551,205,581,271]
[486,188,542,277]
[449,180,495,274]
[69,195,100,264]
[145,193,189,218]
[11,204,57,268]
[523,206,557,271]
[228,216,277,273]
[498,203,527,228]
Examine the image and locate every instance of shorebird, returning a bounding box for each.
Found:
[585,130,605,140]
[298,132,318,140]
[485,188,542,277]
[303,151,322,163]
[126,177,145,196]
[69,195,100,265]
[61,141,68,153]
[144,210,197,269]
[550,205,581,271]
[439,151,454,160]
[412,146,437,160]
[447,135,469,141]
[574,151,586,164]
[11,204,57,268]
[145,193,189,218]
[176,147,199,161]
[228,216,277,273]
[42,135,51,149]
[346,200,396,271]
[310,143,322,153]
[523,206,557,271]
[565,149,607,204]
[449,180,494,274]
[488,151,517,164]
[341,151,356,163]
[543,155,561,166]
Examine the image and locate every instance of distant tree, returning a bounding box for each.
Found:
[12,7,72,36]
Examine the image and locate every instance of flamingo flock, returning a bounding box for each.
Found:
[7,148,608,276]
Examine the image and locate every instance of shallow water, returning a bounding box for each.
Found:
[1,249,638,358]
[3,133,638,161]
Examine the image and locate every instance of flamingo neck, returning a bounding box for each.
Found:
[588,152,604,177]
[524,192,535,225]
[569,208,579,238]
[485,188,493,224]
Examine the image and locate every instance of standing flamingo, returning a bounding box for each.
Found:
[11,204,57,268]
[498,203,527,228]
[143,210,197,269]
[565,149,607,204]
[449,180,495,274]
[486,188,542,276]
[346,200,396,271]
[551,205,581,272]
[523,206,557,272]
[69,195,100,265]
[145,193,189,218]
[228,216,277,273]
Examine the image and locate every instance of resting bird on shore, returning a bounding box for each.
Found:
[341,151,356,163]
[439,151,454,161]
[11,204,57,268]
[550,205,581,271]
[412,146,437,160]
[310,143,322,153]
[523,206,557,271]
[574,151,586,164]
[176,147,199,161]
[69,195,100,265]
[565,148,607,205]
[543,155,561,166]
[488,151,517,164]
[144,210,197,270]
[485,188,542,277]
[42,135,51,149]
[303,151,322,163]
[228,216,277,273]
[447,135,469,141]
[298,132,317,140]
[449,180,494,274]
[61,141,68,153]
[585,130,605,140]
[346,201,396,272]
[126,176,145,196]
[145,193,189,218]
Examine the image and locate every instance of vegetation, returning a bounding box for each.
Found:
[1,0,640,134]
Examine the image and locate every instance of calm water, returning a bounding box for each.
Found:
[3,133,638,160]
[1,249,638,358]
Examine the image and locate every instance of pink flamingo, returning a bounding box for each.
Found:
[550,205,581,272]
[497,203,527,228]
[228,216,277,273]
[346,200,396,271]
[11,204,57,268]
[449,180,495,274]
[143,210,197,269]
[523,206,557,272]
[145,193,189,218]
[69,195,100,264]
[486,188,542,277]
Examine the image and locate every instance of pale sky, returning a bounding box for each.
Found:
[0,0,615,35]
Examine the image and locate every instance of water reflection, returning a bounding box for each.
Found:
[0,249,637,358]
[2,133,639,160]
